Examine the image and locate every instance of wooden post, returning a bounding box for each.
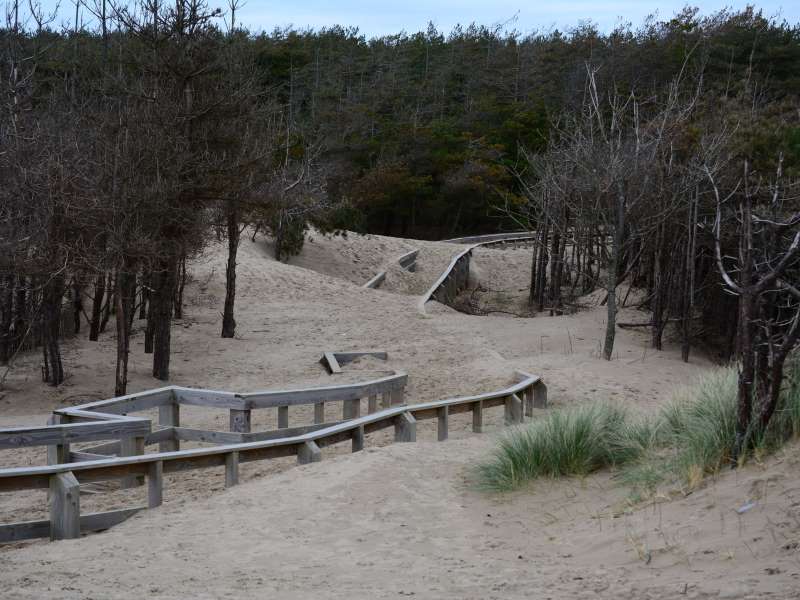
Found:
[120,436,145,488]
[343,399,360,420]
[437,406,449,442]
[159,402,180,452]
[506,394,523,425]
[352,425,365,452]
[391,388,404,406]
[49,471,80,541]
[524,386,534,417]
[533,382,548,409]
[225,451,239,488]
[314,402,325,424]
[394,412,416,442]
[381,392,391,409]
[298,441,322,465]
[367,395,377,414]
[148,461,163,508]
[46,414,70,465]
[472,400,483,433]
[230,409,251,433]
[277,406,289,429]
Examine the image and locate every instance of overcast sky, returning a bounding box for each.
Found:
[29,1,800,37]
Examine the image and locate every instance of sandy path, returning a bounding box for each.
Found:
[2,437,798,599]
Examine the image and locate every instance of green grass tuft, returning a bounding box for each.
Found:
[477,403,650,492]
[479,360,800,496]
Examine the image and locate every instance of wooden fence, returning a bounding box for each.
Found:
[0,371,546,543]
[418,234,537,314]
[363,249,419,289]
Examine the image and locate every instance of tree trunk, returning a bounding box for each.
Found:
[41,274,65,386]
[99,271,114,334]
[152,259,176,381]
[0,275,13,364]
[114,262,136,396]
[88,272,105,341]
[221,202,239,338]
[603,190,625,361]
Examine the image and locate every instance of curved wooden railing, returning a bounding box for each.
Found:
[418,232,537,313]
[363,248,419,289]
[0,371,546,542]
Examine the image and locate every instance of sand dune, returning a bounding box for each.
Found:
[1,231,798,598]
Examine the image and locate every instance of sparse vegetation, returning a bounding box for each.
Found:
[480,363,800,494]
[477,402,653,491]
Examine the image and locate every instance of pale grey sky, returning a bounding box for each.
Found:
[27,1,800,37]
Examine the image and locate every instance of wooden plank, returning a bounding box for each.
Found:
[69,451,110,463]
[363,271,386,289]
[297,441,321,465]
[0,419,151,450]
[0,519,50,543]
[174,388,246,410]
[278,406,289,429]
[368,395,378,414]
[352,425,365,452]
[437,406,449,442]
[343,399,360,420]
[80,507,143,533]
[472,400,483,433]
[321,352,342,374]
[391,388,405,406]
[314,402,325,424]
[174,428,245,445]
[119,436,146,489]
[147,461,163,508]
[238,373,408,408]
[332,351,388,365]
[506,394,523,425]
[224,451,239,488]
[394,412,416,443]
[57,387,175,416]
[80,440,121,455]
[50,471,80,540]
[534,381,548,409]
[243,421,342,443]
[1,508,143,543]
[524,386,534,417]
[397,249,419,269]
[229,409,251,433]
[159,403,180,452]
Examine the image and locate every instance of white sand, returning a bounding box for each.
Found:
[0,232,798,598]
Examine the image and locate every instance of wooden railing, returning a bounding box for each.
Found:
[0,371,546,543]
[363,249,419,289]
[418,233,537,313]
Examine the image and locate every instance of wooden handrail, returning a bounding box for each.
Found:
[0,372,543,492]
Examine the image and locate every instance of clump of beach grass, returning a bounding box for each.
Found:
[479,361,800,496]
[477,402,653,491]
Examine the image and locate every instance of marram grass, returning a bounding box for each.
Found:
[479,361,800,495]
[477,402,651,492]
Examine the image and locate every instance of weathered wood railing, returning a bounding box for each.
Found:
[0,371,546,543]
[418,233,537,313]
[363,248,419,289]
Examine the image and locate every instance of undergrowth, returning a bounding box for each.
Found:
[478,361,800,497]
